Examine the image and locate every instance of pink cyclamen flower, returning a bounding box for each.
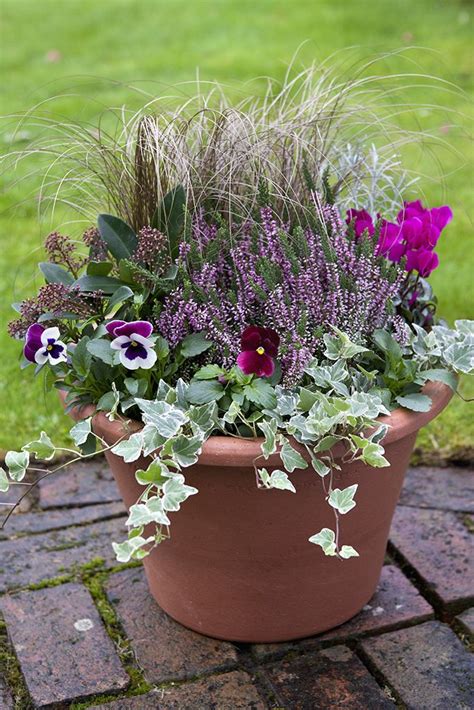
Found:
[405,249,439,277]
[24,324,68,365]
[397,200,452,250]
[105,320,157,370]
[236,325,280,378]
[345,209,375,238]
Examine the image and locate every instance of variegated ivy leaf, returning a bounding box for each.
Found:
[339,545,359,559]
[157,379,177,403]
[135,459,170,486]
[222,400,241,424]
[135,399,188,437]
[351,435,389,467]
[69,417,92,447]
[274,387,299,416]
[188,401,218,435]
[310,454,330,478]
[5,450,29,482]
[161,475,198,511]
[323,328,369,361]
[328,484,358,515]
[0,466,9,492]
[369,424,389,445]
[127,497,171,527]
[308,527,337,556]
[455,319,474,336]
[112,535,155,563]
[346,391,390,418]
[22,431,55,460]
[279,437,308,472]
[111,432,144,463]
[258,418,278,458]
[171,435,203,467]
[443,341,474,374]
[141,425,166,457]
[258,468,296,493]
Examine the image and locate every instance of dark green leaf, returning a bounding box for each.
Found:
[71,337,92,378]
[75,275,125,294]
[180,332,212,358]
[108,286,134,309]
[98,214,137,260]
[39,262,74,286]
[186,379,224,405]
[87,261,113,277]
[86,338,115,365]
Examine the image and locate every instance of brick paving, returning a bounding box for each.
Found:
[0,460,472,708]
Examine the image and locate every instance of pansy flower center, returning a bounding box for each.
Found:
[130,340,139,347]
[256,346,265,355]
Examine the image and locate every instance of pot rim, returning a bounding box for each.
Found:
[64,380,453,468]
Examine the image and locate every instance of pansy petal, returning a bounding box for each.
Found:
[41,326,61,347]
[25,323,44,346]
[240,326,262,351]
[136,348,157,370]
[130,333,154,347]
[24,343,39,363]
[105,320,126,336]
[34,348,49,365]
[259,354,275,378]
[115,320,153,338]
[110,335,130,350]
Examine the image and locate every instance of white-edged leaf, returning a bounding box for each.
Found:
[258,419,278,458]
[127,498,171,527]
[70,418,92,446]
[172,435,203,467]
[258,468,296,493]
[135,399,188,437]
[339,545,359,559]
[162,475,198,511]
[111,432,143,462]
[415,368,458,391]
[308,527,337,556]
[22,431,55,460]
[279,437,308,472]
[5,450,29,482]
[0,466,9,492]
[328,484,358,515]
[112,535,154,563]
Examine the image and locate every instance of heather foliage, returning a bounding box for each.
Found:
[159,202,406,385]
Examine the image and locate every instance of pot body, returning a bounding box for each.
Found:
[90,381,452,643]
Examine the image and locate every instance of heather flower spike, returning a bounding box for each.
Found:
[237,325,280,378]
[106,320,157,370]
[24,324,68,366]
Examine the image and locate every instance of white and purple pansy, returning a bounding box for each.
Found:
[106,320,157,370]
[24,324,68,366]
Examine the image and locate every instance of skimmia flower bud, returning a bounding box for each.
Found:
[106,320,157,370]
[236,325,280,378]
[24,325,68,366]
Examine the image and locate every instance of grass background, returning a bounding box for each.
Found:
[0,0,472,458]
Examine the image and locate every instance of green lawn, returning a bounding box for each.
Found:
[0,0,473,458]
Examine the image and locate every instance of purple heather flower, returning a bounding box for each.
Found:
[24,324,68,366]
[236,325,279,378]
[405,249,439,277]
[345,209,375,238]
[105,320,157,370]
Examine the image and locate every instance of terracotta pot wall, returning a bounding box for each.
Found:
[88,381,452,642]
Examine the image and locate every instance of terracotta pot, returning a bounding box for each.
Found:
[64,382,451,642]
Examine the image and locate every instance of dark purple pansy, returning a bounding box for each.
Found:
[236,325,280,378]
[24,324,67,366]
[345,209,375,238]
[107,320,157,370]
